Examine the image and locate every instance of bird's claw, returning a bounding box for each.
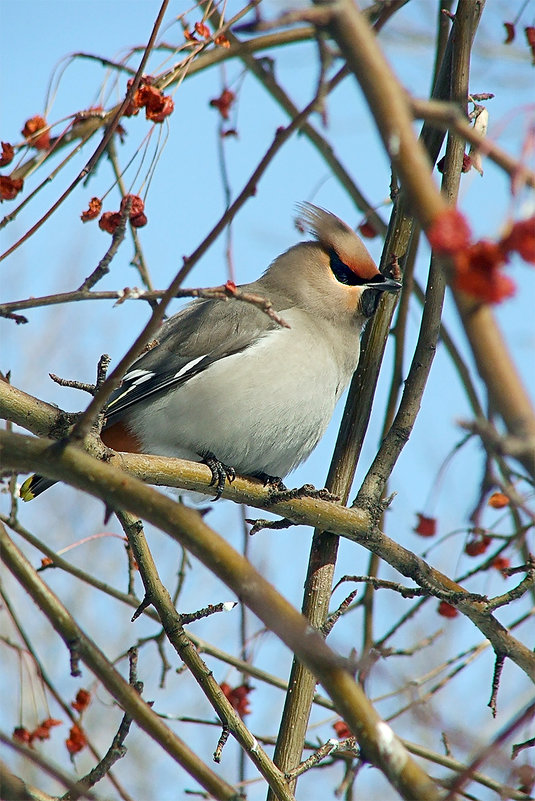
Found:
[265,483,340,504]
[202,452,236,500]
[255,472,288,493]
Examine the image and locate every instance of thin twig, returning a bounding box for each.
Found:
[61,648,141,800]
[487,652,505,719]
[411,96,535,190]
[77,197,132,292]
[67,82,332,444]
[105,136,154,292]
[0,0,171,264]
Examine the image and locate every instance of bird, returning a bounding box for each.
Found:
[20,203,401,501]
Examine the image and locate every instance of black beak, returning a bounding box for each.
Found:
[363,276,402,293]
[360,275,402,318]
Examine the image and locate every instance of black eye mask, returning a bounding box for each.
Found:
[329,249,364,285]
[329,248,390,289]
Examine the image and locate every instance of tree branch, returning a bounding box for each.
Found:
[0,428,444,801]
[320,0,535,478]
[0,522,239,801]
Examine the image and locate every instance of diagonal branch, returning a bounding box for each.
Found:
[0,521,239,801]
[2,429,535,681]
[0,428,444,801]
[320,0,535,480]
[1,376,534,681]
[115,510,296,801]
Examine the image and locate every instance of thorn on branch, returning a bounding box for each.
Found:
[180,601,237,625]
[512,736,535,760]
[49,373,96,395]
[469,93,495,103]
[213,724,230,763]
[502,561,535,577]
[132,592,154,622]
[0,310,28,324]
[245,516,295,535]
[488,652,505,718]
[96,353,111,391]
[68,638,82,677]
[323,589,359,636]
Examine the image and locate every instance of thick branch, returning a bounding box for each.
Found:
[0,522,238,801]
[321,0,535,478]
[0,429,442,801]
[115,510,295,801]
[2,371,534,681]
[2,429,535,681]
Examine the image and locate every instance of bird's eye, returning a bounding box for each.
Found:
[329,249,365,286]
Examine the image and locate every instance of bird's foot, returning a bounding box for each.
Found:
[201,452,236,500]
[302,485,340,502]
[264,482,340,504]
[255,473,288,494]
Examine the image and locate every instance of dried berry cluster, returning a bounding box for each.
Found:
[124,76,174,123]
[428,208,535,304]
[12,688,90,756]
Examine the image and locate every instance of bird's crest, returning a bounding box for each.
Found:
[296,202,379,280]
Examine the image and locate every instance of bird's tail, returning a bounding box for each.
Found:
[20,474,56,501]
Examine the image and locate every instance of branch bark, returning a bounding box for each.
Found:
[0,521,239,801]
[2,376,534,682]
[0,428,443,801]
[320,0,535,479]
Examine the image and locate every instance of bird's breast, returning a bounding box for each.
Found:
[125,309,360,477]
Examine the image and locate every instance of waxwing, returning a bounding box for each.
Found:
[20,203,401,501]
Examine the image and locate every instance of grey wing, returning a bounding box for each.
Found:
[105,296,277,424]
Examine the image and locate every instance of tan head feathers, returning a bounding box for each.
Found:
[296,202,379,281]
